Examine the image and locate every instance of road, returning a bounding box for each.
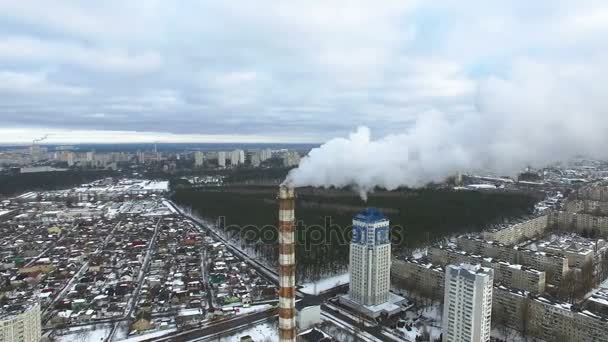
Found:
[150,309,277,342]
[43,221,122,325]
[126,217,162,318]
[105,218,162,342]
[321,302,407,341]
[200,246,217,310]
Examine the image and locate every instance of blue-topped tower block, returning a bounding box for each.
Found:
[349,208,391,306]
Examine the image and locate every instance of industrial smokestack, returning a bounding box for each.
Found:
[278,186,296,342]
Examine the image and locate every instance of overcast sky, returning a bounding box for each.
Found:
[1,1,607,143]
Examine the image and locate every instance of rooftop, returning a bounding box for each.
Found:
[354,207,387,223]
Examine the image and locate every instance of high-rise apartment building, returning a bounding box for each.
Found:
[217,151,226,167]
[194,151,204,167]
[349,208,391,306]
[251,152,261,167]
[230,149,244,165]
[281,151,300,167]
[0,302,41,342]
[260,148,272,161]
[443,264,494,342]
[67,152,76,166]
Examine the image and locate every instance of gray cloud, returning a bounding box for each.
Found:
[286,58,608,197]
[0,1,607,143]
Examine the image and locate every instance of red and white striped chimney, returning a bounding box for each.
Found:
[278,186,296,342]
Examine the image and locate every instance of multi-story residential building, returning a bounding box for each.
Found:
[492,261,545,294]
[67,152,76,166]
[229,149,245,166]
[392,257,445,299]
[0,302,41,342]
[482,215,548,245]
[260,148,272,161]
[194,151,204,167]
[576,185,608,202]
[550,210,608,237]
[427,246,546,294]
[566,199,608,215]
[456,236,569,285]
[493,286,608,342]
[443,264,494,342]
[456,236,513,261]
[281,151,300,167]
[250,152,261,167]
[536,236,605,268]
[348,208,391,306]
[217,151,226,167]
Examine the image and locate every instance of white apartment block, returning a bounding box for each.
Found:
[260,148,272,161]
[0,302,41,342]
[194,151,204,167]
[443,264,493,342]
[217,151,226,167]
[230,149,245,165]
[482,215,548,245]
[349,208,391,306]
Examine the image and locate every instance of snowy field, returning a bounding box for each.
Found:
[120,328,177,342]
[397,304,442,341]
[213,321,278,342]
[234,304,273,315]
[54,323,113,342]
[299,273,349,295]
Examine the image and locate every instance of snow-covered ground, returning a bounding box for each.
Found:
[299,273,349,295]
[120,328,177,342]
[217,321,278,342]
[491,326,534,341]
[396,303,442,341]
[55,323,113,342]
[234,304,273,315]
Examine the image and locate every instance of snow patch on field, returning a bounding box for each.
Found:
[235,304,273,315]
[120,328,177,342]
[299,273,349,295]
[220,321,278,342]
[55,324,113,342]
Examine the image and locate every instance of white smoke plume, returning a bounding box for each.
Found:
[285,59,608,198]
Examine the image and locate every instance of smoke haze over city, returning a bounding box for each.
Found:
[286,59,608,196]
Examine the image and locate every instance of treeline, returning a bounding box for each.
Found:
[0,170,116,197]
[222,167,292,184]
[172,187,536,281]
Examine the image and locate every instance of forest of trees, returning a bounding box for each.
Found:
[172,186,537,281]
[0,170,116,197]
